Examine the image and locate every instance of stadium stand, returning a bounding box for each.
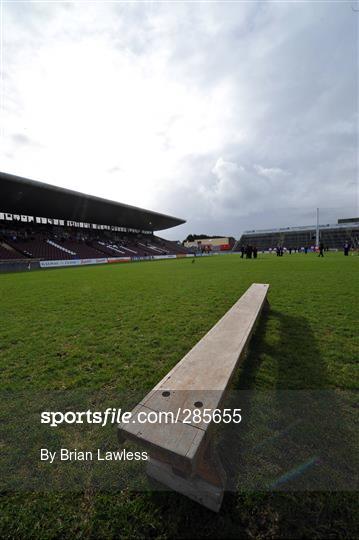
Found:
[0,226,189,262]
[0,171,189,265]
[234,220,359,251]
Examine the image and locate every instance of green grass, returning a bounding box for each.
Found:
[0,253,358,538]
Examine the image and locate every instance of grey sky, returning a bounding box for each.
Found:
[1,2,358,240]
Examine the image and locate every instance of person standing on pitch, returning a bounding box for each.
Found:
[318,242,324,257]
[240,245,245,259]
[344,242,350,256]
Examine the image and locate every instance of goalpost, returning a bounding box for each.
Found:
[316,208,320,248]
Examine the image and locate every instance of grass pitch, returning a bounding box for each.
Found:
[0,253,358,538]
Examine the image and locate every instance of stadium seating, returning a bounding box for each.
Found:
[155,237,189,254]
[52,239,104,259]
[0,241,26,259]
[94,242,127,256]
[0,225,191,262]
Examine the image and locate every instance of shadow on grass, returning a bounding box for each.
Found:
[221,309,356,488]
[125,309,357,538]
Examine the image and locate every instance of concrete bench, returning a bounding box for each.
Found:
[118,283,269,511]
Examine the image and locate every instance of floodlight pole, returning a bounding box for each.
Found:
[316,208,320,247]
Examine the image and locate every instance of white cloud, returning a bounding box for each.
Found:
[1,2,357,238]
[254,165,290,181]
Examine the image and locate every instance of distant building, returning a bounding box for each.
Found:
[184,236,235,252]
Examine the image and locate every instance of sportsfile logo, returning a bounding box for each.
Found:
[41,407,242,427]
[41,408,134,427]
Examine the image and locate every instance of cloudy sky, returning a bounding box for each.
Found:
[1,1,358,239]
